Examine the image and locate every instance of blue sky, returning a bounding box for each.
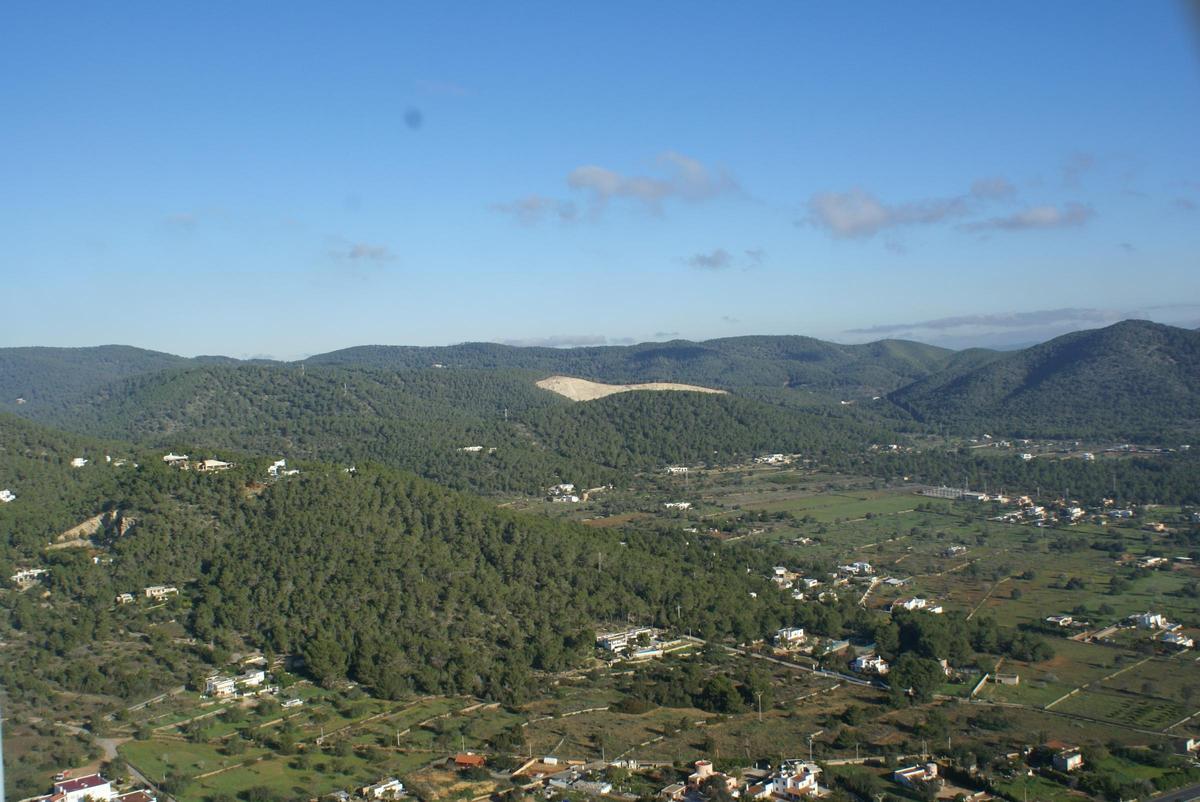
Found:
[3,2,1199,358]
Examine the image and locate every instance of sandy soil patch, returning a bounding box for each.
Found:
[536,375,726,401]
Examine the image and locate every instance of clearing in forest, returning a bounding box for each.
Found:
[536,375,726,401]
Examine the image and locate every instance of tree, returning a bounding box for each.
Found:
[889,654,945,704]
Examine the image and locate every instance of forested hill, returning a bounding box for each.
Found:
[0,345,192,409]
[6,364,892,493]
[0,422,802,704]
[304,335,964,398]
[888,320,1200,441]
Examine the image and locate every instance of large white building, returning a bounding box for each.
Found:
[53,774,114,802]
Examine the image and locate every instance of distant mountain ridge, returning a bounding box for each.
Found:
[2,320,1198,446]
[304,335,967,398]
[889,320,1200,441]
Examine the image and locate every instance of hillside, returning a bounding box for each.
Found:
[0,345,192,411]
[9,364,891,493]
[889,320,1200,441]
[305,335,961,399]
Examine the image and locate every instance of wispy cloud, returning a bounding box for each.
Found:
[496,152,738,223]
[960,202,1093,233]
[803,177,1012,239]
[684,246,766,271]
[490,195,578,225]
[414,79,470,97]
[1062,152,1096,188]
[654,330,681,338]
[499,334,611,348]
[847,307,1115,336]
[842,304,1200,349]
[330,242,395,262]
[1173,197,1197,212]
[686,248,733,270]
[165,212,198,230]
[568,151,738,213]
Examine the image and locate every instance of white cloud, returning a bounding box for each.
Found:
[496,152,738,222]
[961,202,1093,232]
[803,176,1021,240]
[567,152,736,211]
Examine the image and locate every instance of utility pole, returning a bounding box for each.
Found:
[756,691,763,723]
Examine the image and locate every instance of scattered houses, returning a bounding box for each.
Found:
[162,452,189,467]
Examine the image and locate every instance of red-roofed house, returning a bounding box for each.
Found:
[53,774,113,802]
[454,753,487,769]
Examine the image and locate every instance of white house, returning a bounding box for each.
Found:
[664,502,692,510]
[282,697,303,708]
[666,466,689,474]
[1133,611,1170,630]
[890,597,929,613]
[206,675,237,697]
[893,764,938,789]
[144,585,179,600]
[1046,614,1073,627]
[774,627,806,646]
[71,457,89,468]
[1162,631,1194,649]
[238,669,267,687]
[361,778,405,800]
[0,489,15,503]
[10,567,48,584]
[852,654,889,675]
[551,494,580,503]
[53,773,114,802]
[196,458,233,472]
[115,592,134,604]
[549,483,576,494]
[771,761,822,798]
[597,627,657,653]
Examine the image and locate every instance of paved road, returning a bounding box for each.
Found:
[1151,782,1200,802]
